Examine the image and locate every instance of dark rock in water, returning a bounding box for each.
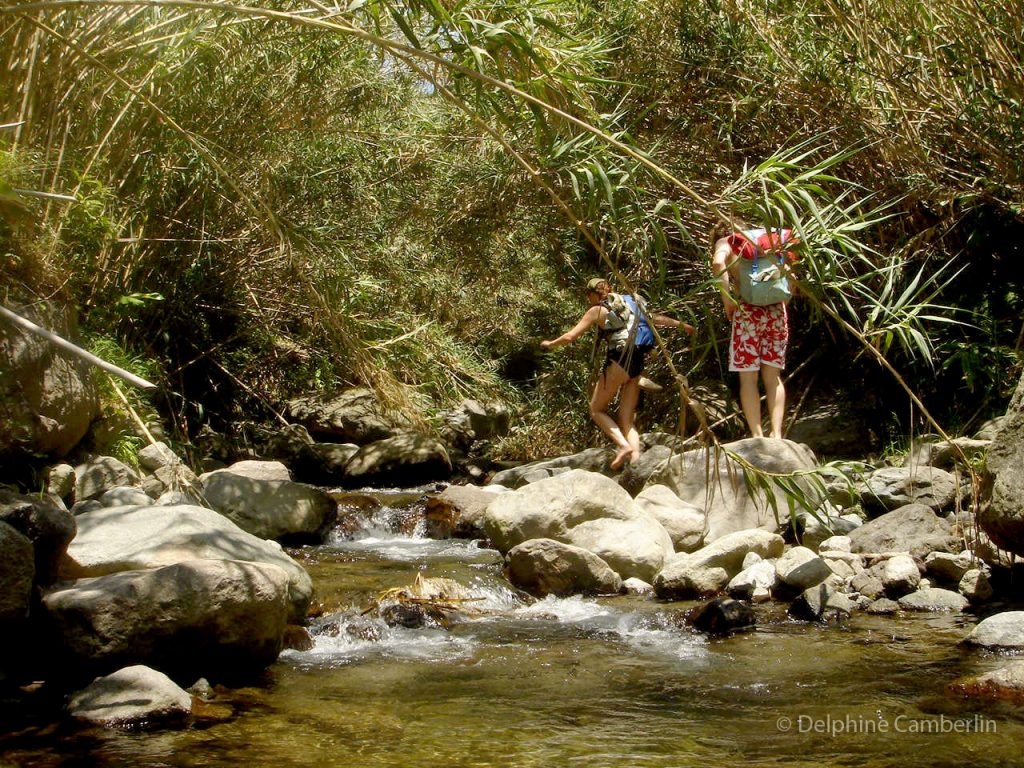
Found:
[685,598,756,637]
[282,625,314,652]
[380,603,429,629]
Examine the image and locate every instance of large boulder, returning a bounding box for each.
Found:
[424,484,499,538]
[0,301,100,460]
[645,437,821,542]
[633,484,706,552]
[488,448,612,490]
[482,469,672,581]
[654,529,785,599]
[847,503,958,558]
[0,489,76,585]
[859,466,958,513]
[200,467,337,543]
[962,612,1024,650]
[980,371,1024,555]
[60,504,313,622]
[44,559,289,679]
[0,521,34,625]
[343,432,452,488]
[68,665,192,727]
[505,538,622,596]
[286,388,394,443]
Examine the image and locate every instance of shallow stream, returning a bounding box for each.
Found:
[4,490,1024,767]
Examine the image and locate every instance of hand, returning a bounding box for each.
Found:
[681,322,696,337]
[723,297,738,321]
[540,339,554,350]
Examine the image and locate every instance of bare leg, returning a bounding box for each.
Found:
[738,370,764,438]
[590,366,631,463]
[616,375,642,465]
[762,364,786,438]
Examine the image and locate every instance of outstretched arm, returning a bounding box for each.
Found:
[650,313,696,336]
[541,305,603,349]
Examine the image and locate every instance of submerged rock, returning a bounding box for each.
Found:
[949,661,1024,703]
[685,598,756,637]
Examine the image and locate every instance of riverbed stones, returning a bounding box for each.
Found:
[68,665,193,727]
[979,371,1024,556]
[75,456,141,501]
[633,484,706,553]
[962,611,1024,650]
[564,515,673,582]
[0,521,34,625]
[726,559,776,601]
[505,538,622,596]
[644,437,821,542]
[775,546,833,592]
[847,503,957,558]
[487,448,612,490]
[860,466,958,513]
[200,468,336,543]
[342,432,452,488]
[61,504,313,622]
[949,661,1024,702]
[654,529,785,599]
[0,300,100,460]
[46,463,76,504]
[43,559,290,679]
[897,587,968,612]
[881,554,921,598]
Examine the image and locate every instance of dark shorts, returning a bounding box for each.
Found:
[605,344,652,379]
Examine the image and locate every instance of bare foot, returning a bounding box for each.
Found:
[610,446,633,470]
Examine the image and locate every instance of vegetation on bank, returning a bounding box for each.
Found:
[1,0,1021,463]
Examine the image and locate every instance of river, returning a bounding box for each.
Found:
[3,489,1023,767]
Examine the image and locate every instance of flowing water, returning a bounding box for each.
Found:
[4,490,1024,767]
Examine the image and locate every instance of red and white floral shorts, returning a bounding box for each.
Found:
[729,302,788,372]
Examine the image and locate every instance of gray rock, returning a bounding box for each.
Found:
[137,442,181,473]
[505,538,622,596]
[795,509,861,550]
[865,598,901,615]
[687,598,756,636]
[775,546,833,591]
[0,300,100,459]
[286,388,394,443]
[786,401,873,458]
[68,665,192,726]
[0,521,34,625]
[849,571,885,600]
[925,551,974,585]
[152,464,201,496]
[882,554,921,598]
[848,503,957,558]
[727,560,777,600]
[488,448,612,490]
[897,587,969,612]
[819,535,852,552]
[200,469,336,543]
[904,436,991,471]
[99,486,153,507]
[46,464,77,503]
[0,489,76,585]
[217,460,292,482]
[979,372,1024,555]
[654,563,730,599]
[633,484,706,552]
[655,529,784,599]
[962,611,1024,650]
[44,559,289,678]
[75,456,141,501]
[424,484,495,538]
[975,416,1008,442]
[959,569,993,602]
[645,437,822,542]
[62,504,312,622]
[617,444,674,497]
[621,577,655,596]
[950,661,1024,701]
[860,466,958,513]
[343,432,452,487]
[790,583,851,622]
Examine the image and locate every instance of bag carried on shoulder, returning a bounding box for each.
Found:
[735,228,796,306]
[601,292,655,349]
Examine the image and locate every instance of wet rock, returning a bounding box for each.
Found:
[342,432,452,488]
[633,484,706,553]
[0,521,34,625]
[645,437,822,542]
[847,503,957,558]
[505,538,622,597]
[958,569,993,602]
[44,559,290,679]
[949,661,1024,703]
[380,603,429,628]
[962,611,1024,650]
[789,583,852,622]
[68,665,192,727]
[897,587,968,612]
[282,625,315,652]
[62,504,313,622]
[488,447,612,490]
[860,466,957,513]
[424,484,496,538]
[686,598,756,637]
[75,456,141,501]
[200,468,337,543]
[621,577,655,596]
[286,388,395,444]
[882,555,921,598]
[775,546,833,592]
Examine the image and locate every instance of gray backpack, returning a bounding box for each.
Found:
[735,228,794,306]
